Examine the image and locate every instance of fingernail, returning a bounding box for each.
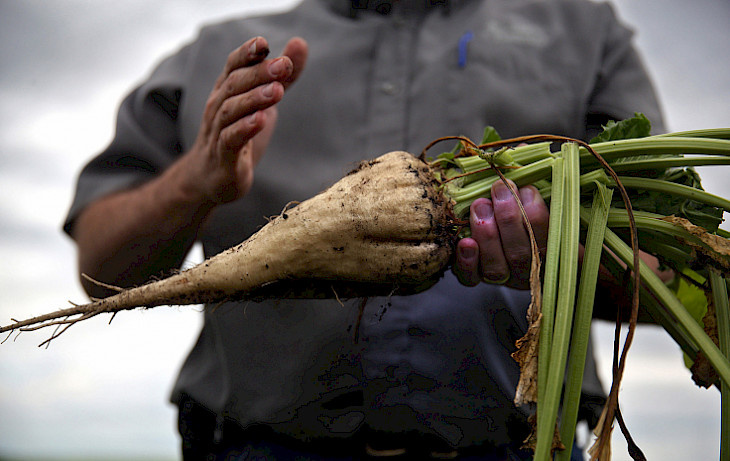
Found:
[520,186,534,204]
[262,82,275,98]
[269,58,288,77]
[492,182,512,202]
[245,112,258,126]
[459,245,477,260]
[473,200,493,222]
[248,37,269,58]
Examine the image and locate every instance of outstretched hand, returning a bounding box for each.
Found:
[453,179,550,290]
[180,36,308,205]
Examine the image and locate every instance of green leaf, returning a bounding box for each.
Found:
[434,138,464,164]
[610,167,725,232]
[480,125,501,144]
[590,112,652,144]
[436,150,456,163]
[671,269,710,371]
[672,268,708,325]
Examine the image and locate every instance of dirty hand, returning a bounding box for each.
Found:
[179,36,308,205]
[454,179,549,289]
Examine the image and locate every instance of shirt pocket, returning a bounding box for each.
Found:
[445,21,583,139]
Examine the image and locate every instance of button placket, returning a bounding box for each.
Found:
[379,81,400,95]
[365,17,414,154]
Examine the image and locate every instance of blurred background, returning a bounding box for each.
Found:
[0,1,728,459]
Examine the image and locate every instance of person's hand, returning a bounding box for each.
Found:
[179,36,308,205]
[453,179,549,289]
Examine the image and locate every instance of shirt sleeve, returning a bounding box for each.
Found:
[586,2,665,134]
[62,43,193,237]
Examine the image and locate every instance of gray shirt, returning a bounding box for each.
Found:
[64,0,664,448]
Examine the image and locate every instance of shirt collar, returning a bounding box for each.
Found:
[323,0,452,18]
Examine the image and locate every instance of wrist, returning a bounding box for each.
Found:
[156,152,219,222]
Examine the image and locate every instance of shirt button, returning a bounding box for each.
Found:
[380,81,400,95]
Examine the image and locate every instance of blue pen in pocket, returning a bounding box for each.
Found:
[458,30,474,68]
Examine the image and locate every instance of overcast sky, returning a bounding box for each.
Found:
[0,1,728,460]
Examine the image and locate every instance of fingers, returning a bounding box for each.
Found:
[214,36,271,89]
[455,238,481,286]
[468,198,510,284]
[187,36,307,204]
[216,107,271,167]
[491,181,545,287]
[280,37,308,89]
[203,36,307,164]
[204,39,293,132]
[217,36,307,90]
[216,36,307,155]
[454,180,549,289]
[215,81,284,151]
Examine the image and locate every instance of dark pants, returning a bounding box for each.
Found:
[178,396,584,461]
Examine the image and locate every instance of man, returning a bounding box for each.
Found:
[64,0,664,459]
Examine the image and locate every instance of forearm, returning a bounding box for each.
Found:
[72,157,214,298]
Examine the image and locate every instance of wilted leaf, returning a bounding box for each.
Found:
[521,413,566,454]
[691,284,721,388]
[588,405,614,461]
[512,312,542,405]
[487,170,544,408]
[660,216,730,272]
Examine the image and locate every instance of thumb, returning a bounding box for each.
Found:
[280,37,308,89]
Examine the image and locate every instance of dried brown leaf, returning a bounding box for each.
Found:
[690,350,720,388]
[691,285,721,388]
[588,404,614,461]
[489,165,544,407]
[521,413,566,454]
[660,216,730,273]
[512,264,543,405]
[512,312,542,405]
